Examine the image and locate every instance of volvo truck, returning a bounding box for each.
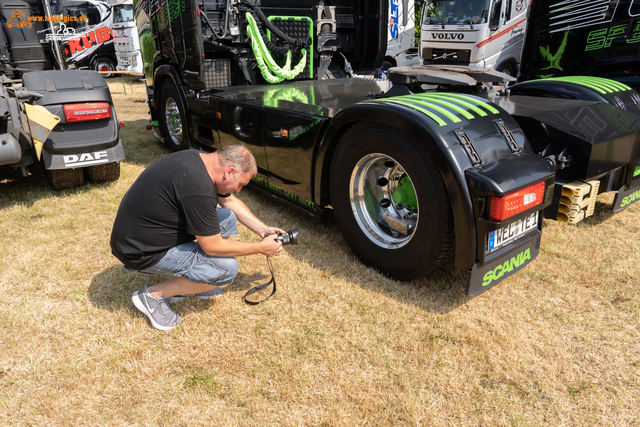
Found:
[418,0,528,75]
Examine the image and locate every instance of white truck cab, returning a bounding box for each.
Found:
[385,0,421,67]
[419,0,528,76]
[109,0,143,75]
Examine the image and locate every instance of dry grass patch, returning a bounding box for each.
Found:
[0,77,638,426]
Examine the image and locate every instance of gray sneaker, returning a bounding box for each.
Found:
[132,283,182,331]
[169,287,224,303]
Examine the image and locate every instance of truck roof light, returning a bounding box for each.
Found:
[63,102,111,123]
[489,181,545,221]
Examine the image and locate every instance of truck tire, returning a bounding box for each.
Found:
[159,80,190,151]
[46,168,84,190]
[85,162,120,183]
[329,122,455,281]
[92,57,115,78]
[496,61,515,77]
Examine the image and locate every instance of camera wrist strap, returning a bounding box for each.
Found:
[243,256,277,305]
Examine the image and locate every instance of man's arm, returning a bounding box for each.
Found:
[196,232,282,257]
[218,194,285,237]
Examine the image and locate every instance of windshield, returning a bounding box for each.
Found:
[422,0,490,26]
[113,5,134,23]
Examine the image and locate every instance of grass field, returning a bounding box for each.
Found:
[0,78,639,426]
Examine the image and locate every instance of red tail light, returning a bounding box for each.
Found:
[63,102,111,123]
[489,181,545,221]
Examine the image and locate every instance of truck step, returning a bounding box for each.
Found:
[556,180,600,224]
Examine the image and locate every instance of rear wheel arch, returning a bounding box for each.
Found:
[317,114,477,271]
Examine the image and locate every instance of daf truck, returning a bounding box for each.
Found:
[1,2,124,189]
[134,0,640,296]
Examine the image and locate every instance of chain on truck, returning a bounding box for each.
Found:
[0,1,124,190]
[135,0,640,296]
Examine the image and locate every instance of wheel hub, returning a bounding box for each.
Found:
[349,153,419,249]
[164,97,182,145]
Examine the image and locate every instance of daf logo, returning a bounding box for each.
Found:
[431,33,465,40]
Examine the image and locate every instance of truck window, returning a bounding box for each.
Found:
[422,0,489,25]
[489,0,502,30]
[113,5,135,23]
[61,5,101,30]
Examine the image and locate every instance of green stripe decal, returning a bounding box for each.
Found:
[541,76,632,94]
[399,99,461,123]
[437,93,501,114]
[384,100,448,126]
[371,93,499,126]
[414,93,492,117]
[402,95,475,120]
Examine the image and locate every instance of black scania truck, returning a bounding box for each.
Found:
[134,0,640,296]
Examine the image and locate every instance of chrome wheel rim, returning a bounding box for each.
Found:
[164,97,182,145]
[349,153,419,249]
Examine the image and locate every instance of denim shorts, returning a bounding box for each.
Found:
[137,208,239,285]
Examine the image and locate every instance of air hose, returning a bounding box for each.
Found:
[245,12,307,83]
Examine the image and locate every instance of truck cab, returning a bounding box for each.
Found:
[419,0,527,75]
[110,0,143,75]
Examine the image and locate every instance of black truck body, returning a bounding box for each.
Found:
[519,0,640,88]
[134,0,640,295]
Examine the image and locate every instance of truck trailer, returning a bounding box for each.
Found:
[134,0,640,295]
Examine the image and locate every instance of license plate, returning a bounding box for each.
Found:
[486,212,538,253]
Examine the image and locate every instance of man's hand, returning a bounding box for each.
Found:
[260,226,286,238]
[260,234,284,257]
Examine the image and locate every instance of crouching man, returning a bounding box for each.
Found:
[110,145,284,331]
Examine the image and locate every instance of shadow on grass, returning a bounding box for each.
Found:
[0,161,124,210]
[0,118,170,210]
[237,187,470,315]
[87,265,272,316]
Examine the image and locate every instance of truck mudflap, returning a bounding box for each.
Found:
[613,184,640,211]
[43,140,125,170]
[466,227,541,296]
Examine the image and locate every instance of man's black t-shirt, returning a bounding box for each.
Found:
[110,150,228,270]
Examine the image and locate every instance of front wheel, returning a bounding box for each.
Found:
[330,123,455,281]
[159,80,190,151]
[91,57,115,78]
[496,61,515,77]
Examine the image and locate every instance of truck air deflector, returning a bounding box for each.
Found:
[370,93,500,127]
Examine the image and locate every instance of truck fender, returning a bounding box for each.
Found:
[510,76,640,114]
[314,101,478,271]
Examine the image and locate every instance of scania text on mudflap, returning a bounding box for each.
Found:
[135,0,639,296]
[0,70,124,190]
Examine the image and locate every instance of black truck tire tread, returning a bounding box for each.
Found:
[46,168,84,190]
[85,162,120,183]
